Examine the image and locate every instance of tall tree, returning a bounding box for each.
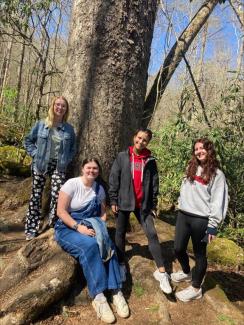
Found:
[63,0,158,178]
[1,2,159,322]
[143,0,221,126]
[14,40,25,120]
[0,36,13,109]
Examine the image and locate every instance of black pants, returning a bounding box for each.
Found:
[115,208,165,268]
[174,211,208,288]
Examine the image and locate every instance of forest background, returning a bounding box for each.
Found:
[0,0,243,247]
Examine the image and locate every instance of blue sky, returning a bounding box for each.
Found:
[148,1,241,76]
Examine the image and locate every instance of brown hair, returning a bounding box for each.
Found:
[81,158,102,174]
[186,138,220,184]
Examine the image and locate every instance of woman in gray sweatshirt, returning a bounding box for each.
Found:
[171,138,228,302]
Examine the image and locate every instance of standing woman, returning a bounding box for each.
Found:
[172,138,228,302]
[24,96,76,240]
[55,158,129,323]
[109,128,172,294]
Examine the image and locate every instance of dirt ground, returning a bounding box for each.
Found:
[0,177,243,325]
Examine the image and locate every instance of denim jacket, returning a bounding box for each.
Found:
[24,120,76,173]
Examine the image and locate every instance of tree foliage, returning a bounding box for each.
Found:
[150,79,243,246]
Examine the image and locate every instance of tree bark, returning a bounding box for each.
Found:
[14,41,26,121]
[143,0,219,126]
[63,0,158,178]
[229,0,244,29]
[0,230,77,325]
[197,22,208,85]
[0,37,13,110]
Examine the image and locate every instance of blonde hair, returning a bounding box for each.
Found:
[45,96,69,128]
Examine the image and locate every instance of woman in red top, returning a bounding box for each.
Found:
[109,128,172,294]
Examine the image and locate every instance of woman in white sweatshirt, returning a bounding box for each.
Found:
[171,138,228,302]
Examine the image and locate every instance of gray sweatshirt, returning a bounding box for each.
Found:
[178,167,228,230]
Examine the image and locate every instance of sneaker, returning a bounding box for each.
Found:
[175,286,202,302]
[171,270,192,283]
[119,264,127,282]
[112,291,129,318]
[26,233,36,241]
[153,270,172,294]
[92,297,115,323]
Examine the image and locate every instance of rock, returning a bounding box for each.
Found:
[207,237,244,266]
[204,275,244,325]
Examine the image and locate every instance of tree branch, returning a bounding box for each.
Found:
[143,0,219,127]
[182,54,211,128]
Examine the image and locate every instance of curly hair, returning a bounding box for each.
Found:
[186,138,220,184]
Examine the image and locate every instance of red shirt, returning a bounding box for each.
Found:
[129,146,151,208]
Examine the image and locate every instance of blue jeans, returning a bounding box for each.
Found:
[55,224,122,298]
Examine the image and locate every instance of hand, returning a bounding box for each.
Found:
[208,234,216,243]
[77,225,96,237]
[111,204,118,214]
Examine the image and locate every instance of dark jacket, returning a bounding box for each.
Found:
[109,149,159,216]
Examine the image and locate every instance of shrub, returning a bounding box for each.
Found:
[150,84,243,246]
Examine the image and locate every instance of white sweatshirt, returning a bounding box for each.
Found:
[178,167,228,230]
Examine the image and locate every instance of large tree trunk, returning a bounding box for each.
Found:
[143,0,219,126]
[63,0,158,178]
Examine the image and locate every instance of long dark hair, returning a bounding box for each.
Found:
[186,138,220,184]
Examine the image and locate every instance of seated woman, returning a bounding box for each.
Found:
[55,158,129,324]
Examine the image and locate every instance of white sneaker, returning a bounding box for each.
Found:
[171,270,191,283]
[92,297,115,323]
[119,264,127,282]
[112,291,129,318]
[153,270,172,294]
[176,286,202,302]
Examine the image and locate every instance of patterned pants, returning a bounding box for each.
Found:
[25,161,66,236]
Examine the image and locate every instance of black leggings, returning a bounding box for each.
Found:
[115,209,165,268]
[174,211,208,288]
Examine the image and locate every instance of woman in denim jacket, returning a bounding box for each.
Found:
[24,96,76,240]
[55,158,129,323]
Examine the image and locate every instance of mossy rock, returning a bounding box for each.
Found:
[207,237,244,266]
[0,145,30,163]
[188,237,243,266]
[0,161,31,177]
[0,145,31,176]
